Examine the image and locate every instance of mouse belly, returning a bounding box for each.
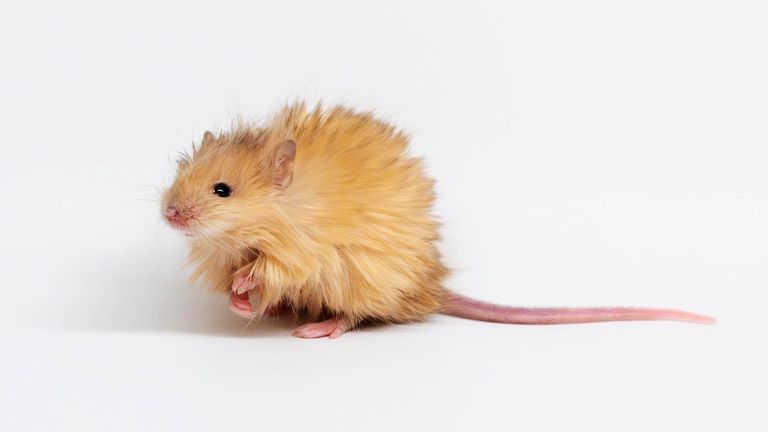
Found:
[228,278,445,325]
[226,245,450,335]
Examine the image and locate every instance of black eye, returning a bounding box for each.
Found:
[212,182,231,198]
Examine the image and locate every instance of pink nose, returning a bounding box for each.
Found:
[165,205,192,228]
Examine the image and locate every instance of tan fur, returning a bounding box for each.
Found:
[162,103,448,328]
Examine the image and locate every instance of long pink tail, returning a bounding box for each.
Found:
[442,292,716,325]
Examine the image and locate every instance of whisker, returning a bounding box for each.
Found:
[240,314,258,334]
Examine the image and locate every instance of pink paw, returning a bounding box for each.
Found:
[232,273,258,295]
[229,291,254,319]
[292,318,350,339]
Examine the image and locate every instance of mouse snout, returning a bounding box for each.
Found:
[164,204,198,230]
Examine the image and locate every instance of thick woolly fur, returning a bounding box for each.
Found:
[162,103,449,327]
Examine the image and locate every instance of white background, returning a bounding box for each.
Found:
[1,1,766,431]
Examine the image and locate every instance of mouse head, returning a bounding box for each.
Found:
[161,129,296,240]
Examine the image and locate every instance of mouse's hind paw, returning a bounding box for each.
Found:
[292,318,352,339]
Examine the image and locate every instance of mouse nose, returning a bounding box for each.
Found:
[164,205,192,228]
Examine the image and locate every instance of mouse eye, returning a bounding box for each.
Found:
[212,182,231,198]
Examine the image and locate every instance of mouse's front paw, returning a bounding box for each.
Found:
[232,272,260,295]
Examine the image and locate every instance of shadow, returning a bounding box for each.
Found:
[61,240,296,338]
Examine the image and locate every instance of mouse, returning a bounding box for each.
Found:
[161,102,715,339]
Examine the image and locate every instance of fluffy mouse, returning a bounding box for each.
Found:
[161,103,714,339]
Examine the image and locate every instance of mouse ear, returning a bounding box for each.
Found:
[272,139,296,188]
[202,131,215,147]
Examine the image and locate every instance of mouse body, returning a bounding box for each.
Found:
[161,103,714,338]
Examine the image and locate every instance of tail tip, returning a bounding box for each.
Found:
[686,313,718,325]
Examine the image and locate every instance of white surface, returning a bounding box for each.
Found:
[1,1,766,431]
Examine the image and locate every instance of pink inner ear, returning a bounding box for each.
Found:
[273,140,296,187]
